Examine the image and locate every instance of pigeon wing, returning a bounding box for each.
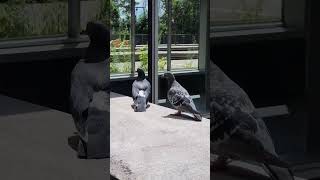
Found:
[132,80,140,100]
[168,87,188,108]
[211,101,287,167]
[211,100,263,147]
[70,62,91,138]
[168,84,199,114]
[144,79,151,102]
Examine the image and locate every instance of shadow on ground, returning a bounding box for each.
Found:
[163,113,200,122]
[68,133,80,152]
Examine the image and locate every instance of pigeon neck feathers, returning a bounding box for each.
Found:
[85,48,108,63]
[167,76,176,88]
[137,69,146,81]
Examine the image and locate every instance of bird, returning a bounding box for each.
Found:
[70,21,110,159]
[162,72,202,121]
[131,68,151,112]
[209,61,294,180]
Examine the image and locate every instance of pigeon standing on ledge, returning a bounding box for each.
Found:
[210,61,294,180]
[162,72,202,121]
[70,22,110,159]
[132,68,151,112]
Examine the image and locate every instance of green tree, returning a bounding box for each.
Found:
[136,12,148,34]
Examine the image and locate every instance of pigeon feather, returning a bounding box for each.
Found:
[210,61,293,180]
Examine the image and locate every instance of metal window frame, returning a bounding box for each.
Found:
[166,0,172,71]
[130,0,136,75]
[146,0,208,105]
[148,0,159,104]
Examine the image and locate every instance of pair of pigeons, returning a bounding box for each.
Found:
[131,68,202,121]
[69,21,202,159]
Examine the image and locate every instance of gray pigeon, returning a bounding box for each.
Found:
[70,21,110,159]
[162,72,202,121]
[131,68,151,112]
[210,61,294,180]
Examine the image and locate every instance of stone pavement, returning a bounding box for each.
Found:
[110,92,210,179]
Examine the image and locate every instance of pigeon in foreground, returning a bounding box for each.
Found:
[210,61,294,180]
[131,68,151,112]
[70,21,110,159]
[162,72,202,121]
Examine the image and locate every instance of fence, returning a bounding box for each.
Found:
[111,34,199,45]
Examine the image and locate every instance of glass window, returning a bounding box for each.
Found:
[110,0,134,75]
[0,0,68,40]
[160,0,200,71]
[158,0,208,115]
[109,0,201,75]
[80,0,111,31]
[211,0,282,26]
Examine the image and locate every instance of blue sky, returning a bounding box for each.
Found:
[135,0,148,16]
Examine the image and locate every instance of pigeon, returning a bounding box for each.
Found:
[162,72,202,121]
[210,61,294,180]
[70,21,110,159]
[131,68,151,112]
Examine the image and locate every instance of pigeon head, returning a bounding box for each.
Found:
[84,21,110,62]
[85,21,110,47]
[162,72,175,86]
[136,68,146,80]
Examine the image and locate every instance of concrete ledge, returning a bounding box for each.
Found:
[110,92,210,179]
[213,160,307,180]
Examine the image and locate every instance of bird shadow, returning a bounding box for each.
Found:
[67,132,80,152]
[68,133,89,159]
[163,113,200,122]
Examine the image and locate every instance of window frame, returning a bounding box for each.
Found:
[0,0,305,69]
[210,0,306,41]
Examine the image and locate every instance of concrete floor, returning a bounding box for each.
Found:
[0,91,316,180]
[0,95,107,180]
[110,92,210,179]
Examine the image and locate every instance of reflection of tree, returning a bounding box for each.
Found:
[240,0,264,23]
[0,1,68,39]
[111,0,200,42]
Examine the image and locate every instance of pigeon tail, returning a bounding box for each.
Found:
[194,113,202,121]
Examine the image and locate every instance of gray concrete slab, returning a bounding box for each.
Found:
[110,92,210,179]
[0,95,107,180]
[212,160,306,180]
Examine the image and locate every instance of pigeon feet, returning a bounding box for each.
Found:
[77,139,87,159]
[174,111,182,116]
